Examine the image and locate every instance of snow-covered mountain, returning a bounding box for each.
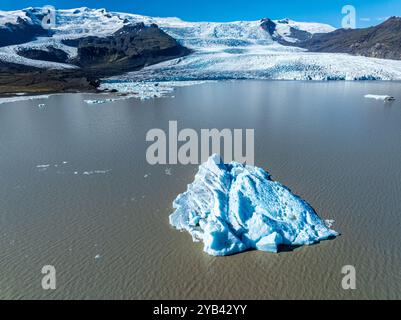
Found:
[0,7,334,48]
[1,7,401,82]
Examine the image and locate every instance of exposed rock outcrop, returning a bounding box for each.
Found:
[260,18,314,44]
[297,17,401,60]
[0,15,50,47]
[17,46,70,63]
[74,22,191,75]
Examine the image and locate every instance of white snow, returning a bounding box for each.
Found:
[0,9,32,25]
[282,19,335,34]
[118,14,335,49]
[53,8,127,39]
[26,7,333,47]
[170,154,338,256]
[0,7,335,70]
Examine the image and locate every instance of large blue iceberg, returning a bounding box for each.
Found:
[169,155,338,256]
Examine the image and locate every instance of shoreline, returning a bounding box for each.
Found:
[1,76,400,100]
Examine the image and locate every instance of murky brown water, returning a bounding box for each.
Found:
[0,81,400,299]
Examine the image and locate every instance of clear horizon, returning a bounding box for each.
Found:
[1,0,400,28]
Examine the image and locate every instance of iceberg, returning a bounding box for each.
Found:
[169,154,338,256]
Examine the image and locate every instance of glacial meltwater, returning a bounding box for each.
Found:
[0,81,400,299]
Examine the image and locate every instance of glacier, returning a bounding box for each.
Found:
[2,7,401,81]
[108,46,401,83]
[170,155,338,256]
[100,10,401,86]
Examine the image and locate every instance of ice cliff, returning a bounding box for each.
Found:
[169,154,338,256]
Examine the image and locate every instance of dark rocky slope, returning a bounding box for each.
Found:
[0,61,99,95]
[0,16,50,47]
[74,22,191,75]
[297,17,401,60]
[260,18,313,44]
[17,46,70,63]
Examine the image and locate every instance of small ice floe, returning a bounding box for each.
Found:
[82,170,111,175]
[38,103,46,109]
[170,154,338,256]
[364,94,395,101]
[94,254,101,260]
[165,168,172,176]
[84,94,138,105]
[144,174,149,178]
[36,162,69,171]
[99,80,209,100]
[36,164,51,168]
[84,98,117,105]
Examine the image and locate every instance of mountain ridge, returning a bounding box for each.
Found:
[297,16,401,60]
[1,7,401,96]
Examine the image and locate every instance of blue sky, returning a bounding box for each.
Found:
[1,0,400,27]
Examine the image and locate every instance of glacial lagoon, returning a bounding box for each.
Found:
[0,80,401,299]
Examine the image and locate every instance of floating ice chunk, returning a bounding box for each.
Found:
[364,94,395,101]
[35,164,51,172]
[99,80,209,100]
[84,99,116,104]
[169,154,338,256]
[82,170,111,175]
[83,94,138,105]
[36,164,50,168]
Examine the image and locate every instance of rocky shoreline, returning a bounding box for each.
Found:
[0,68,99,96]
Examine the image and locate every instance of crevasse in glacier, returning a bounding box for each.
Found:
[169,154,338,256]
